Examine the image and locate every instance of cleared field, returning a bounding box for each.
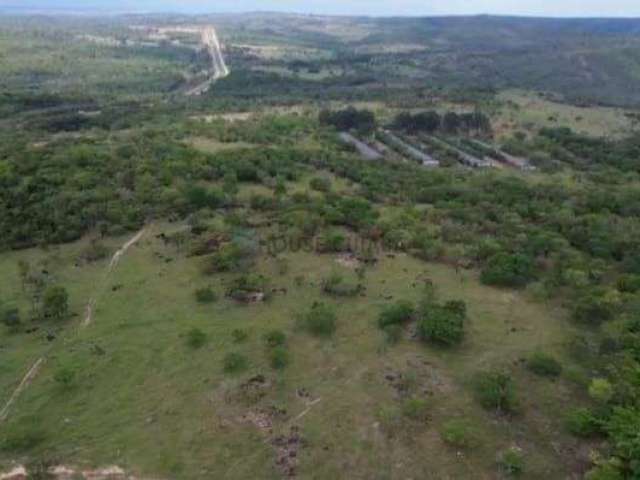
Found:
[0,211,584,478]
[495,90,637,139]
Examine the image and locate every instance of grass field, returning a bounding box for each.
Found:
[0,207,586,478]
[495,90,638,139]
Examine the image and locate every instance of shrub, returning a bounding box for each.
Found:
[413,237,445,261]
[321,272,362,297]
[526,351,562,377]
[194,287,217,304]
[264,330,286,348]
[401,397,429,422]
[572,293,617,325]
[589,378,614,404]
[53,367,76,389]
[42,285,69,321]
[227,274,270,302]
[383,324,403,345]
[377,300,415,329]
[604,407,640,477]
[474,370,519,414]
[585,462,624,480]
[317,230,347,253]
[269,346,289,370]
[204,239,257,274]
[440,419,478,448]
[480,253,535,288]
[275,257,289,275]
[81,240,110,263]
[223,352,249,374]
[186,328,207,349]
[617,274,640,294]
[304,302,337,337]
[249,194,276,211]
[231,328,249,343]
[566,408,601,437]
[418,302,465,347]
[309,176,332,193]
[2,308,21,329]
[1,418,46,452]
[498,446,525,476]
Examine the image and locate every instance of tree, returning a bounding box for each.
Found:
[480,253,535,288]
[442,112,461,134]
[319,107,376,135]
[42,285,69,321]
[393,111,441,133]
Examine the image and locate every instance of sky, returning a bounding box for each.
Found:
[2,0,640,17]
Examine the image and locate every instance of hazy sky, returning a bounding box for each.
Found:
[3,0,640,17]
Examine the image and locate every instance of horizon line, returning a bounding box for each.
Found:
[2,7,640,20]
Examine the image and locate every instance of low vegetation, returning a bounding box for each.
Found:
[1,10,640,480]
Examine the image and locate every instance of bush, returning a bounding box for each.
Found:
[227,274,270,302]
[604,407,640,477]
[269,346,289,370]
[474,370,519,414]
[194,287,217,304]
[572,292,617,325]
[480,253,535,288]
[589,378,614,404]
[1,417,46,453]
[617,274,640,294]
[81,240,110,263]
[309,176,332,193]
[186,328,207,349]
[377,300,415,329]
[317,230,347,253]
[585,462,624,480]
[204,241,255,274]
[223,352,249,374]
[304,302,337,337]
[42,285,69,321]
[383,324,403,345]
[2,308,21,329]
[418,301,466,347]
[401,397,429,422]
[53,367,76,389]
[264,330,286,348]
[231,328,249,343]
[498,446,525,476]
[526,351,562,377]
[321,272,362,297]
[440,419,478,448]
[566,408,601,437]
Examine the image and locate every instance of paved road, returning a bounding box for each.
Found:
[187,26,230,96]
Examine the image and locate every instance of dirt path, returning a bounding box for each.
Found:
[0,228,147,424]
[0,358,44,423]
[84,227,146,326]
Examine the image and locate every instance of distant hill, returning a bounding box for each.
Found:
[210,13,640,107]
